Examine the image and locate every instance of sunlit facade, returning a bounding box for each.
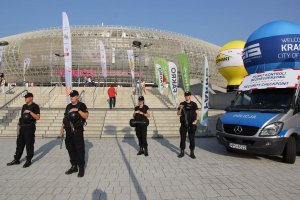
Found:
[0,25,226,87]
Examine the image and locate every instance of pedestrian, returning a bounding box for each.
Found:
[107,85,117,109]
[7,92,40,168]
[136,80,141,95]
[60,90,89,177]
[133,96,150,156]
[141,79,146,95]
[177,91,199,159]
[1,76,5,94]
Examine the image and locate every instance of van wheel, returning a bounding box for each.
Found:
[283,136,296,164]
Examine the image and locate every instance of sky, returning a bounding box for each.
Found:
[0,0,299,46]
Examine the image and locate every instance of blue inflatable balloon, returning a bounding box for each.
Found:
[243,20,300,74]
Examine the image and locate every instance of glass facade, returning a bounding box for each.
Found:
[0,25,226,87]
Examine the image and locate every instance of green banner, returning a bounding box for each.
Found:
[154,58,169,84]
[177,53,190,92]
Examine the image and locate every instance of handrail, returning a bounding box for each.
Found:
[79,90,85,102]
[5,85,16,94]
[92,87,97,108]
[48,85,57,109]
[0,89,28,109]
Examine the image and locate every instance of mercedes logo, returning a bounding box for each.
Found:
[234,126,243,134]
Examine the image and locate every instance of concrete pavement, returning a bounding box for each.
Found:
[1,138,300,200]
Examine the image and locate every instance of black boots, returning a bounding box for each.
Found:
[65,165,84,177]
[137,147,148,156]
[7,159,20,166]
[65,165,78,175]
[144,147,148,157]
[78,167,85,177]
[7,159,31,167]
[137,147,144,155]
[178,149,184,158]
[23,160,32,168]
[178,149,196,159]
[190,149,196,159]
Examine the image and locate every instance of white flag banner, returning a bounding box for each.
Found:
[99,41,107,78]
[112,48,115,64]
[0,46,4,69]
[155,64,164,94]
[200,56,209,127]
[23,58,31,83]
[168,61,178,106]
[23,58,31,70]
[62,12,72,103]
[127,49,135,80]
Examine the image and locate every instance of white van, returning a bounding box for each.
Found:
[216,69,300,163]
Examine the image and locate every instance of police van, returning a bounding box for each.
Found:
[216,69,300,163]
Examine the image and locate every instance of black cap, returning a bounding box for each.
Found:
[69,90,79,97]
[184,91,191,96]
[24,92,33,98]
[138,96,144,101]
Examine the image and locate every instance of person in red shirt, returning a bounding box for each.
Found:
[107,85,117,109]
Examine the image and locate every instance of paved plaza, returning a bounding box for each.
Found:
[0,137,300,200]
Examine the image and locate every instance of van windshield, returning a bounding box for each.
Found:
[229,88,296,112]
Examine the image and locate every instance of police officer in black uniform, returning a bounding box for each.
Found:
[133,96,150,156]
[7,92,40,168]
[177,91,199,159]
[60,90,89,177]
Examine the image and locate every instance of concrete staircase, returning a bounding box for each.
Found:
[0,108,224,138]
[0,86,225,138]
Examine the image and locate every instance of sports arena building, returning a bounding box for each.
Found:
[0,25,226,87]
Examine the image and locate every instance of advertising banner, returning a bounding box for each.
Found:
[243,34,300,74]
[200,56,209,127]
[168,61,178,106]
[99,41,107,78]
[0,46,4,72]
[155,64,164,94]
[238,69,300,91]
[127,49,135,80]
[154,58,169,84]
[112,47,115,64]
[62,12,72,103]
[177,53,190,92]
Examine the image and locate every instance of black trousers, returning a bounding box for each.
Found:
[14,125,36,161]
[65,129,85,168]
[109,97,116,109]
[179,124,197,150]
[136,125,148,148]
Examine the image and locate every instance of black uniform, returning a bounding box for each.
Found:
[178,101,198,150]
[134,105,149,148]
[14,103,40,161]
[63,102,88,168]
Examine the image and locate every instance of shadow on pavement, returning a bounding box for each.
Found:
[153,137,180,155]
[195,137,284,162]
[92,188,107,200]
[31,138,60,162]
[85,139,93,167]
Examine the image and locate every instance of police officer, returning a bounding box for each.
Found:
[60,90,89,177]
[177,91,199,159]
[133,96,150,156]
[7,92,40,168]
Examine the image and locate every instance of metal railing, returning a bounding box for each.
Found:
[5,85,16,94]
[92,87,97,108]
[0,89,28,109]
[79,90,85,102]
[48,85,57,109]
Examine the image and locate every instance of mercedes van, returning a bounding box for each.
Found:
[216,69,300,163]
